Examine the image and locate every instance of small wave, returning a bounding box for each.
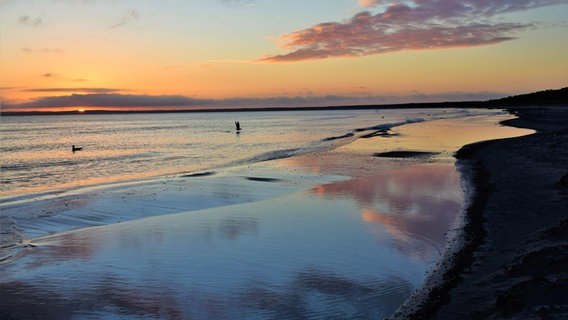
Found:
[355,118,425,132]
[0,164,30,172]
[0,160,81,172]
[320,119,425,142]
[244,148,302,163]
[181,171,216,178]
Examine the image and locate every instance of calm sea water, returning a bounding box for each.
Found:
[1,109,477,198]
[0,108,530,319]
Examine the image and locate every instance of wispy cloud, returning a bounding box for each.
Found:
[2,91,505,110]
[41,73,62,78]
[21,47,65,54]
[109,9,139,29]
[22,88,123,94]
[260,0,566,62]
[217,0,256,7]
[18,15,44,27]
[358,0,382,8]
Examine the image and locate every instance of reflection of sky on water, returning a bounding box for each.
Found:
[311,163,463,261]
[1,155,464,318]
[2,186,427,319]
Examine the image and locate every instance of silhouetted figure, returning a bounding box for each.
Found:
[72,145,83,152]
[235,121,242,131]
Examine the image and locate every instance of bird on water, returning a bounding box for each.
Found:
[72,145,83,152]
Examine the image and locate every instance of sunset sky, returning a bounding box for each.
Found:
[1,0,567,112]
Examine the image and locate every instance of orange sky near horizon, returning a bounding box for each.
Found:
[1,0,567,112]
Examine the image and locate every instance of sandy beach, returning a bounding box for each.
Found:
[391,106,568,319]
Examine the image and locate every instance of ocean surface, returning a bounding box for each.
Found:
[0,109,533,319]
[2,108,498,198]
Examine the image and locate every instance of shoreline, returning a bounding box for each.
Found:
[390,106,568,319]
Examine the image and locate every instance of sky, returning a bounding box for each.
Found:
[1,0,567,112]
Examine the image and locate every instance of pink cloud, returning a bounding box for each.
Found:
[358,0,382,7]
[260,0,565,62]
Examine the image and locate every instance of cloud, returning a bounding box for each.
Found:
[21,47,65,54]
[260,0,565,62]
[22,88,123,94]
[2,91,505,111]
[5,94,208,109]
[217,0,256,7]
[358,0,382,7]
[35,73,91,83]
[41,73,61,78]
[109,9,138,29]
[18,15,44,27]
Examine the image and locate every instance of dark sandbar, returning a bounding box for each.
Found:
[373,151,438,158]
[244,176,283,183]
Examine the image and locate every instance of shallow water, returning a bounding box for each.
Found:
[1,163,462,319]
[0,109,534,319]
[1,108,500,198]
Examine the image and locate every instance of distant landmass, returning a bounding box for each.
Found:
[2,87,566,116]
[486,87,568,106]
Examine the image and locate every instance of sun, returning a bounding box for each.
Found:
[77,108,86,113]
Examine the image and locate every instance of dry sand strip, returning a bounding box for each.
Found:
[390,106,568,319]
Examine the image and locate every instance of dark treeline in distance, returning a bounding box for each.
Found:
[2,87,566,116]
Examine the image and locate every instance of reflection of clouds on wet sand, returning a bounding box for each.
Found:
[0,232,101,277]
[238,268,412,319]
[312,163,463,260]
[218,217,258,241]
[0,162,462,319]
[0,278,189,320]
[0,267,412,320]
[0,196,419,319]
[22,216,259,266]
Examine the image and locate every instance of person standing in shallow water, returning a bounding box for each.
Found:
[235,121,242,131]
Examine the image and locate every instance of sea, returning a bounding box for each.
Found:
[1,108,497,198]
[0,108,532,319]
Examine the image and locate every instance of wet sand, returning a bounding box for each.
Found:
[391,106,568,319]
